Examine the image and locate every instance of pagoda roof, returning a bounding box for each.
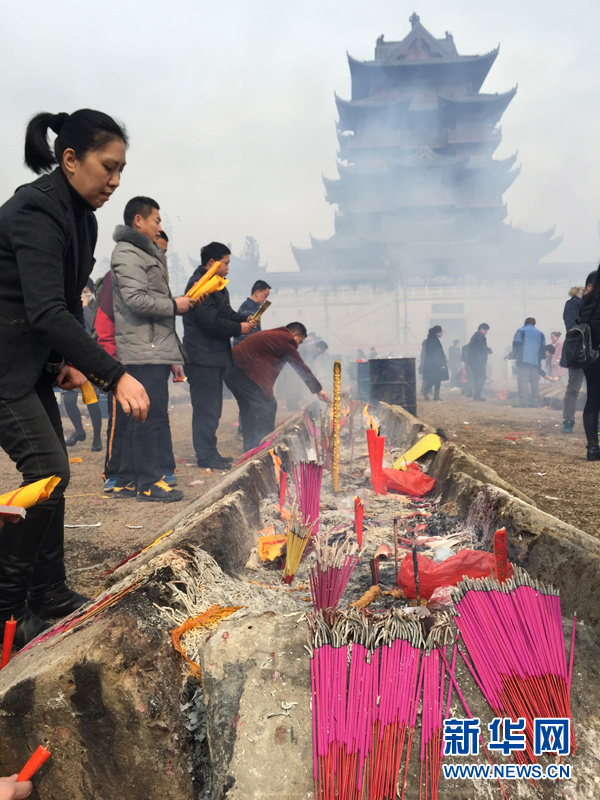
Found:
[336,87,515,131]
[349,14,499,97]
[348,50,499,99]
[335,150,518,175]
[439,88,516,122]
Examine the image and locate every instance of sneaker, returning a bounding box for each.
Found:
[113,482,136,498]
[162,472,178,486]
[137,480,184,502]
[562,419,575,433]
[103,476,118,492]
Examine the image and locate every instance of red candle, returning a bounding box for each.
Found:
[493,528,508,583]
[279,470,287,512]
[366,428,377,488]
[373,436,385,495]
[354,496,364,549]
[18,744,51,781]
[0,616,16,669]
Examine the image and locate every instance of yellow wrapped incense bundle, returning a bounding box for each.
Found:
[0,476,61,509]
[332,360,341,493]
[251,300,271,321]
[185,261,227,299]
[80,380,98,405]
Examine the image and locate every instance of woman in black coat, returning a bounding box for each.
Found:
[577,264,600,460]
[420,325,449,401]
[0,110,149,647]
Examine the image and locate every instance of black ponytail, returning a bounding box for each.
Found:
[24,108,128,175]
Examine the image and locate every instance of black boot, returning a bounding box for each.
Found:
[0,505,54,649]
[28,582,89,619]
[1,611,50,651]
[27,497,90,620]
[91,435,102,452]
[65,430,86,446]
[582,413,600,460]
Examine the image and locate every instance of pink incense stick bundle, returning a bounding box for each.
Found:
[309,533,360,612]
[309,609,444,800]
[292,460,324,535]
[451,567,576,763]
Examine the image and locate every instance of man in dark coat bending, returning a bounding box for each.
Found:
[183,242,258,469]
[226,322,331,451]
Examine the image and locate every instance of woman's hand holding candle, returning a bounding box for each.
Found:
[0,777,32,800]
[55,364,87,391]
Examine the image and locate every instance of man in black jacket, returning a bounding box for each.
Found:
[232,279,271,346]
[183,242,258,468]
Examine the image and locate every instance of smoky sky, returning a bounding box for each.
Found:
[1,0,599,275]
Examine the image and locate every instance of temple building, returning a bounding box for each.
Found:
[236,15,590,362]
[290,13,560,286]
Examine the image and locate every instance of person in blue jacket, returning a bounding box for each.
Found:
[511,317,546,408]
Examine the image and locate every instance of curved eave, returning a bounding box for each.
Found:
[348,48,499,95]
[335,92,411,130]
[439,87,516,120]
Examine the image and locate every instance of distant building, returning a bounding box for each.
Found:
[250,15,590,361]
[288,13,560,286]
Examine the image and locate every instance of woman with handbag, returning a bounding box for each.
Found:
[577,265,600,460]
[0,109,149,647]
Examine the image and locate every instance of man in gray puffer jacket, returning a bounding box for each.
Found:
[111,196,197,502]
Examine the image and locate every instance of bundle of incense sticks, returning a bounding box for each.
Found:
[308,608,454,800]
[451,566,576,762]
[309,533,359,611]
[282,512,313,585]
[292,461,324,535]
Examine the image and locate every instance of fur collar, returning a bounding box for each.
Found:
[113,224,163,259]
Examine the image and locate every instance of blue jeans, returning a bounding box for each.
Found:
[0,380,70,616]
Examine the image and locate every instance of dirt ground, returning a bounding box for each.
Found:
[0,387,251,599]
[1,381,597,601]
[417,386,599,537]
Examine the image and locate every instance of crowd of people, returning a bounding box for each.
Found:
[417,268,600,462]
[0,109,330,653]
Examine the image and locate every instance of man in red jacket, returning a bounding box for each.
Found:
[226,322,331,451]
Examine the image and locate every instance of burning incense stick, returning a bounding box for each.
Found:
[332,361,341,493]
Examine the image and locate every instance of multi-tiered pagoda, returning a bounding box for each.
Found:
[291,13,559,286]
